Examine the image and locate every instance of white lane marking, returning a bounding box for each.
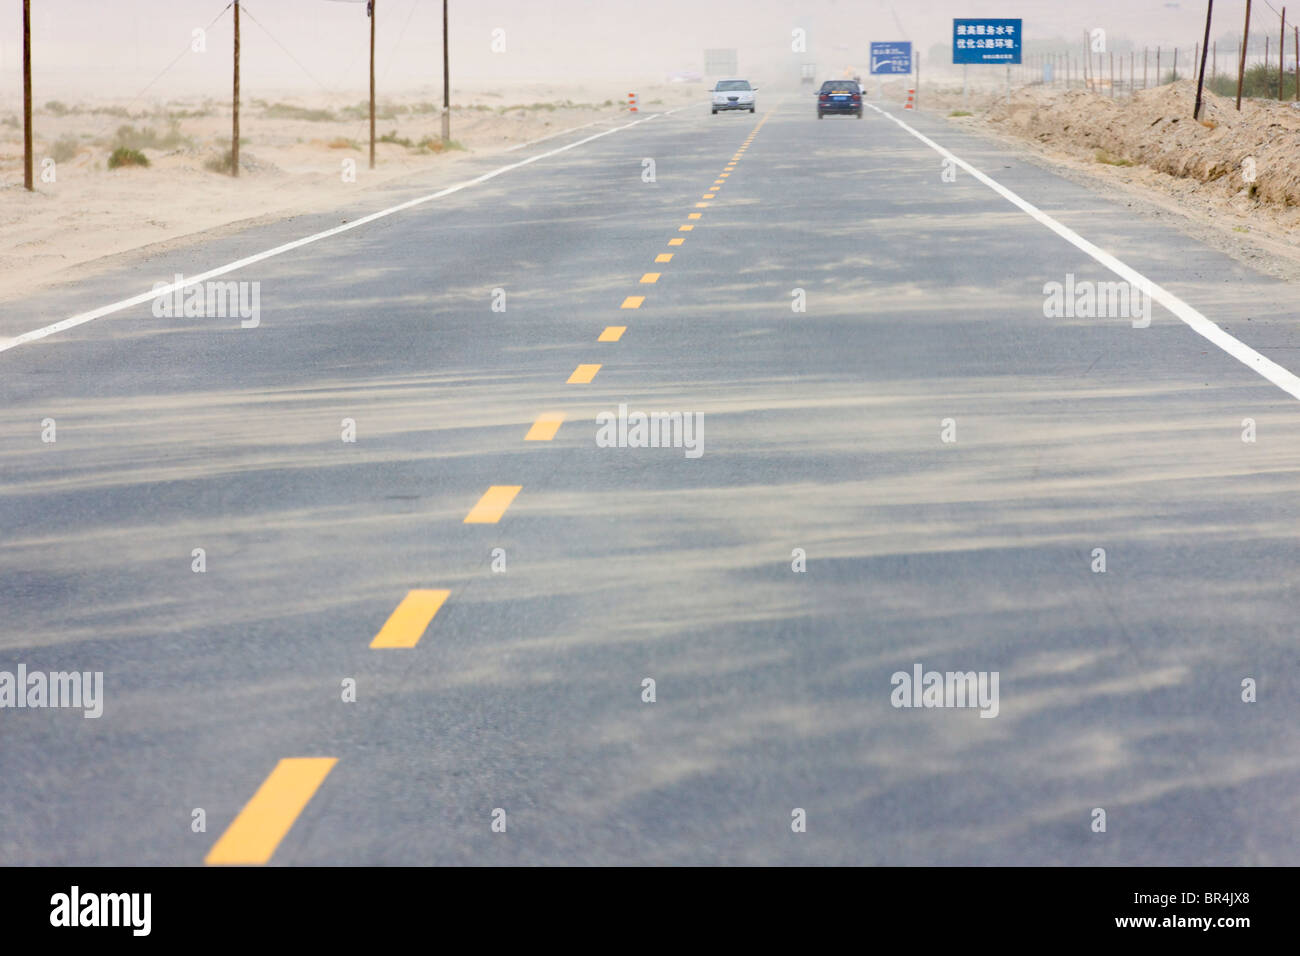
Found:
[1,113,665,355]
[503,120,602,152]
[501,105,689,153]
[866,103,1300,402]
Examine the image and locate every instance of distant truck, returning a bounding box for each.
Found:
[800,63,816,84]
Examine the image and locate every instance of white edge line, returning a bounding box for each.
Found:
[866,103,1300,403]
[1,112,664,355]
[503,120,602,152]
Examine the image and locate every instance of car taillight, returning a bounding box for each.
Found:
[852,93,861,100]
[819,93,829,100]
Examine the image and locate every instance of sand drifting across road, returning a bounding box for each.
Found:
[940,80,1300,275]
[0,83,697,303]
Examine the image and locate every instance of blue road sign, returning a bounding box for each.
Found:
[870,42,912,75]
[952,19,1022,65]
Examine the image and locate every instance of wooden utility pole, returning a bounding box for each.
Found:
[22,0,33,191]
[369,0,376,169]
[1280,8,1287,100]
[1238,0,1252,109]
[232,0,240,177]
[1294,25,1298,99]
[1195,1,1214,119]
[441,0,450,144]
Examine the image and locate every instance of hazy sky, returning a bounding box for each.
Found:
[0,1,1251,99]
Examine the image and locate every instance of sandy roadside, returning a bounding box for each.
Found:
[0,83,698,306]
[928,81,1300,282]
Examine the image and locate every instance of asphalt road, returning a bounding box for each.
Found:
[2,92,1298,865]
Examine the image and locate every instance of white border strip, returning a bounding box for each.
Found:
[866,104,1300,402]
[503,120,602,152]
[502,104,690,153]
[1,112,664,355]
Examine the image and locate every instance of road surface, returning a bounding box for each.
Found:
[2,94,1298,865]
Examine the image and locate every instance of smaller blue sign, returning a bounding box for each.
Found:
[870,42,912,75]
[952,19,1023,65]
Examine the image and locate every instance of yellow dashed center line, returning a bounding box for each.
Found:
[688,213,702,219]
[678,225,694,232]
[598,325,626,341]
[525,412,565,441]
[464,485,523,523]
[205,758,338,865]
[668,237,684,246]
[566,363,603,383]
[621,295,644,308]
[640,273,660,284]
[370,588,452,648]
[694,202,709,208]
[655,253,673,263]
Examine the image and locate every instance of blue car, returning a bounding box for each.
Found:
[817,80,863,119]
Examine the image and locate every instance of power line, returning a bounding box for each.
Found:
[238,3,331,91]
[90,2,234,139]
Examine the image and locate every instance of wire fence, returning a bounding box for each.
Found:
[1002,45,1300,101]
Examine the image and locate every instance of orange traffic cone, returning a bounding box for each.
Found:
[904,89,915,110]
[628,92,638,113]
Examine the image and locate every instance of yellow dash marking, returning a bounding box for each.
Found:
[694,202,710,208]
[640,273,660,284]
[525,413,565,441]
[655,253,673,263]
[688,213,702,219]
[678,225,694,232]
[713,180,725,185]
[703,194,716,199]
[205,758,338,865]
[567,363,602,383]
[369,589,452,648]
[621,295,645,308]
[668,238,685,246]
[465,485,523,523]
[598,325,626,342]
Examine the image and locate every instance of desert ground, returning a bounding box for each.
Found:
[0,82,698,302]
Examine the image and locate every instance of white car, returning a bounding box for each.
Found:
[711,79,756,114]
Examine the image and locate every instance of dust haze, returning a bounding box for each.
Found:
[2,1,1218,101]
